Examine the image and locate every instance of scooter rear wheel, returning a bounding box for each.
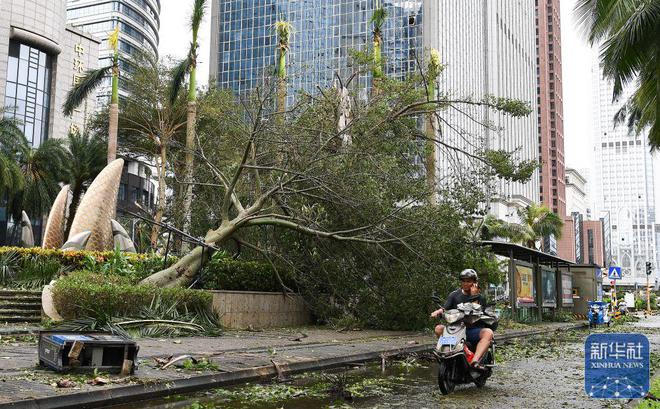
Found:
[438,361,455,395]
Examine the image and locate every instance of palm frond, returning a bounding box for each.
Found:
[274,20,294,48]
[63,66,112,116]
[370,7,388,28]
[169,56,192,105]
[190,0,208,32]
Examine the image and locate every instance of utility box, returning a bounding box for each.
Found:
[38,331,139,374]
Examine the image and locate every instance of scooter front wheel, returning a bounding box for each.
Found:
[437,360,455,395]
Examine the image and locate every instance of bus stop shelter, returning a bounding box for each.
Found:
[481,241,601,321]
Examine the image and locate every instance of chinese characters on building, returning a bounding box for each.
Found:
[69,43,86,134]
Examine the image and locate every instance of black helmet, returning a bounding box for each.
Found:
[459,269,478,281]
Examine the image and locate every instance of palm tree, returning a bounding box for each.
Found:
[170,0,208,243]
[274,19,293,116]
[121,51,187,248]
[424,49,443,204]
[370,2,387,93]
[0,115,26,194]
[63,26,121,163]
[15,138,69,218]
[575,0,659,148]
[62,131,106,237]
[481,204,563,249]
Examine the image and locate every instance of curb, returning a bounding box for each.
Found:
[0,328,40,337]
[0,322,588,409]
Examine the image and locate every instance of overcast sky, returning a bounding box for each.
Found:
[158,0,594,172]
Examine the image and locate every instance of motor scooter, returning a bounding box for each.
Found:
[432,298,497,395]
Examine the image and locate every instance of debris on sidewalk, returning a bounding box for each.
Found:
[55,379,75,388]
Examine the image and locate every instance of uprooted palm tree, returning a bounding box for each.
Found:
[481,203,563,249]
[575,0,659,148]
[63,26,121,163]
[170,0,208,245]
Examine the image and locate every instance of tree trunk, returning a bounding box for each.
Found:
[150,144,168,248]
[140,244,211,287]
[64,182,84,239]
[141,220,238,287]
[425,113,437,205]
[108,103,118,163]
[181,101,196,252]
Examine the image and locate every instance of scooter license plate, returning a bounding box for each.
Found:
[439,336,456,346]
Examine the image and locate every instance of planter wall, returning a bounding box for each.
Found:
[209,290,311,329]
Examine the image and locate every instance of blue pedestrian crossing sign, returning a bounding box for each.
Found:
[608,266,622,280]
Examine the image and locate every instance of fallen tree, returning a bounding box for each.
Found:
[140,64,536,289]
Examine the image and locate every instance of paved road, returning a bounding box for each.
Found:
[344,315,660,409]
[135,316,660,409]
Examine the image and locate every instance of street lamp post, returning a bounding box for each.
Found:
[645,261,652,314]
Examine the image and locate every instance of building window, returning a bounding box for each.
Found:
[4,41,52,147]
[119,183,127,201]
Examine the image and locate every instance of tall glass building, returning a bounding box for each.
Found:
[209,0,423,103]
[209,0,539,222]
[66,0,160,103]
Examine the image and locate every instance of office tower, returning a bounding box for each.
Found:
[0,0,100,243]
[66,0,160,103]
[591,65,657,288]
[536,0,566,216]
[210,0,539,221]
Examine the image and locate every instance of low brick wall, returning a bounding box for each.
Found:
[209,290,311,329]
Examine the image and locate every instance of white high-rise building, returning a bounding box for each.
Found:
[591,63,657,288]
[565,168,589,217]
[424,0,539,223]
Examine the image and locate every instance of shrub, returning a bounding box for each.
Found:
[199,253,294,292]
[52,271,212,320]
[15,256,69,289]
[0,246,176,287]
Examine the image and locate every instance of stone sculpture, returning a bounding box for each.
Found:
[67,159,124,251]
[42,184,70,249]
[20,211,34,247]
[111,219,136,253]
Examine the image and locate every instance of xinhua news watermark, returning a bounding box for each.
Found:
[585,333,649,399]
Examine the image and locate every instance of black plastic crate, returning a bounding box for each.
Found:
[38,331,139,374]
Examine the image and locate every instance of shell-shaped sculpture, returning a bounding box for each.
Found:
[42,185,71,249]
[20,211,34,247]
[67,159,124,251]
[42,280,63,322]
[111,219,136,253]
[61,231,92,251]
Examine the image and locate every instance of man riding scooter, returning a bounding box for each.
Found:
[430,269,494,370]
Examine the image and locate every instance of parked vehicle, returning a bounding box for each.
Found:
[432,298,498,395]
[588,301,611,328]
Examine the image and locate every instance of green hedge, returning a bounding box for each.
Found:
[0,246,176,288]
[199,256,294,292]
[0,246,289,293]
[52,271,212,320]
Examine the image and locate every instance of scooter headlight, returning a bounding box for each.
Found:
[444,310,464,324]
